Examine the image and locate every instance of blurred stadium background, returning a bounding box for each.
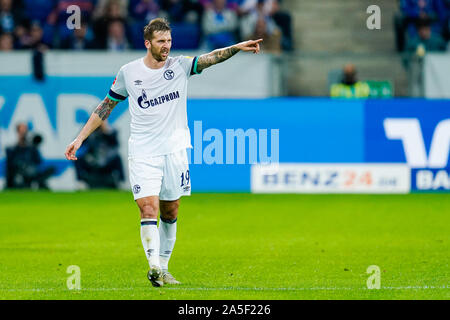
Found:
[0,0,449,299]
[0,0,449,192]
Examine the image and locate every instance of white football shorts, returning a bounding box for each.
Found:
[128,148,191,201]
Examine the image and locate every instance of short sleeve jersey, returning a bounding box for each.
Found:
[108,55,201,158]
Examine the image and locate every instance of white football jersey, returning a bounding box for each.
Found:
[108,55,201,158]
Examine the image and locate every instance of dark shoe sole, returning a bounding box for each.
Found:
[147,269,163,287]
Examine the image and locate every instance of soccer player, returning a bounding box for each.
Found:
[64,18,262,287]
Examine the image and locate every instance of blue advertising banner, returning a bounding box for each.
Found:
[0,76,128,180]
[188,98,364,191]
[364,99,450,192]
[0,76,366,192]
[0,74,448,192]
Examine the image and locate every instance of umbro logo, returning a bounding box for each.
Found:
[134,80,143,86]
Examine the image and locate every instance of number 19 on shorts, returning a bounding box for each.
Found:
[180,170,190,187]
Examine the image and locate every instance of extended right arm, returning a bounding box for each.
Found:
[64,96,119,161]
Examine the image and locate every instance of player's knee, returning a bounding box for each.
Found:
[139,203,158,219]
[161,210,178,221]
[160,202,179,221]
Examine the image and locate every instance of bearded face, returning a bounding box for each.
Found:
[146,31,172,62]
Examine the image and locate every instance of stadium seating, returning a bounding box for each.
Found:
[2,0,295,52]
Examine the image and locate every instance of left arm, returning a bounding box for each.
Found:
[196,39,263,73]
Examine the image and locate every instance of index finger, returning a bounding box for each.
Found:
[253,39,263,44]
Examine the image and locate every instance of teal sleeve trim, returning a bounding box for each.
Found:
[107,93,122,102]
[107,89,127,101]
[193,56,201,75]
[193,57,199,74]
[189,56,202,76]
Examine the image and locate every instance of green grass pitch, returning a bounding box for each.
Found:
[0,191,449,300]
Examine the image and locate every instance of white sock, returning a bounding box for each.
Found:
[159,217,177,272]
[140,219,160,269]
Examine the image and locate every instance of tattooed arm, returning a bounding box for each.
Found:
[196,39,263,73]
[65,97,119,161]
[94,97,119,121]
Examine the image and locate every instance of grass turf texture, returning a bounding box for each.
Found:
[0,191,449,300]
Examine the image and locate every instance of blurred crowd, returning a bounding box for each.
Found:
[395,0,450,54]
[331,0,450,99]
[0,0,293,53]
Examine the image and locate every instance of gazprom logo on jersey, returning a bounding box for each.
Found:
[188,120,279,165]
[365,100,450,192]
[138,89,180,109]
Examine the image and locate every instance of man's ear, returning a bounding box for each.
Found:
[144,39,151,49]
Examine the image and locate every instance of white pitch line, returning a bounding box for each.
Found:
[1,285,449,293]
